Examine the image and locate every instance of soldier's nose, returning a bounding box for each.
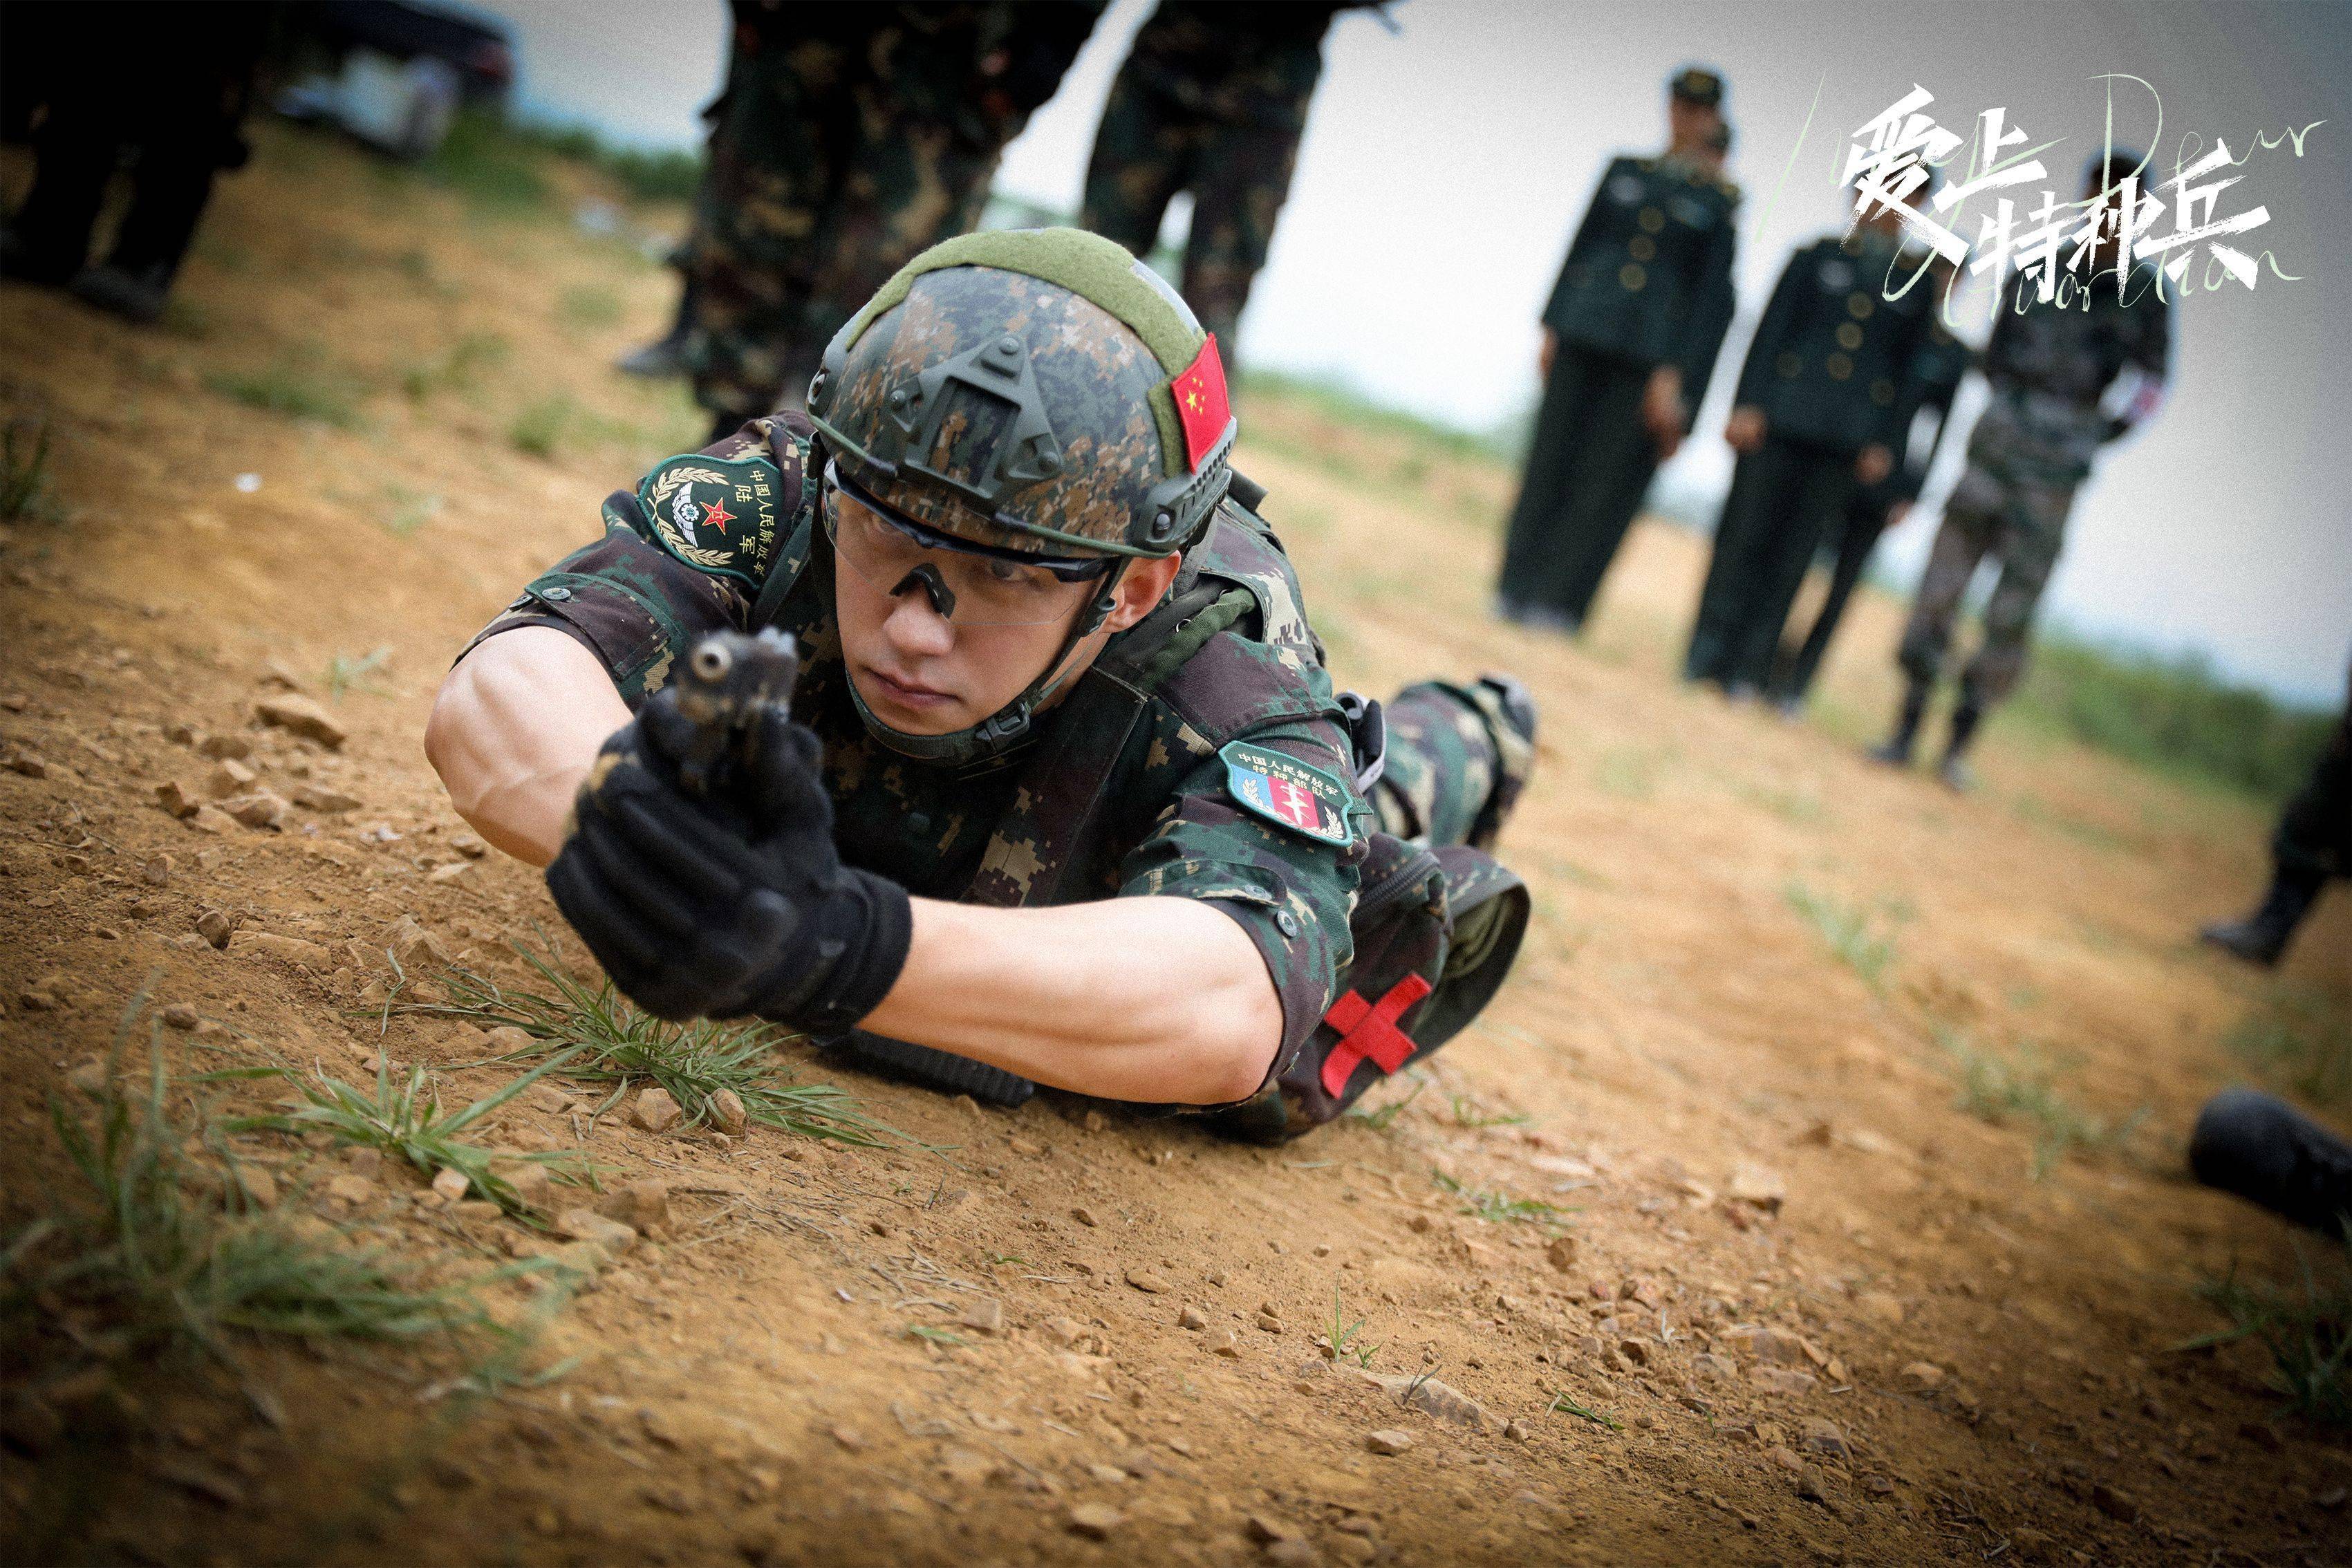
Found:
[881,590,957,656]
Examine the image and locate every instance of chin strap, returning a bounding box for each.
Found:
[848,557,1132,771]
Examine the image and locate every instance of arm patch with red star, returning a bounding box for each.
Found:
[634,454,785,588]
[1219,740,1355,847]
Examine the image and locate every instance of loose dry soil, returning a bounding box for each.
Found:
[3,125,2349,1567]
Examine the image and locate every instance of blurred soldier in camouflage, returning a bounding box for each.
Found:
[2201,662,2349,966]
[1768,255,1968,710]
[1686,198,1948,695]
[683,2,1103,438]
[1497,68,1740,632]
[1875,152,2171,786]
[1079,2,1359,377]
[429,229,1534,1138]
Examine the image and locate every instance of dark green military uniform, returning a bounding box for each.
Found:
[466,416,1531,1084]
[1498,149,1739,626]
[1078,2,1350,375]
[1896,265,2171,710]
[684,1,1102,427]
[1770,281,1968,704]
[1686,227,1945,691]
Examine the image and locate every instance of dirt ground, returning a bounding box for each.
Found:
[3,125,2349,1568]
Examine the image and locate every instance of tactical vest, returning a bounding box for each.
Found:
[747,429,1527,1141]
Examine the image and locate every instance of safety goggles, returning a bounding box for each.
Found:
[822,461,1111,627]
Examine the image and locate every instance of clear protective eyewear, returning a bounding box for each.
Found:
[822,461,1110,627]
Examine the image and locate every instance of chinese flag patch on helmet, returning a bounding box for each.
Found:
[1169,335,1231,472]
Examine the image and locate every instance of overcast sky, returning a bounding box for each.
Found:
[483,0,2350,704]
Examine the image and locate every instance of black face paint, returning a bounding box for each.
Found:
[890,562,958,620]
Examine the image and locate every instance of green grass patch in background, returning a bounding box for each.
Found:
[204,355,368,429]
[2008,632,2334,803]
[2228,986,2352,1107]
[1784,881,1908,990]
[1931,1022,2143,1177]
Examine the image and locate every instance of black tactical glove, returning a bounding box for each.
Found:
[545,690,912,1034]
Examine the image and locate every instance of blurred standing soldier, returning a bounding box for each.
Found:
[2201,660,2350,966]
[1874,151,2171,785]
[1685,201,1943,694]
[1496,68,1740,632]
[1768,258,1968,709]
[0,2,274,324]
[686,2,1103,440]
[1079,1,1357,377]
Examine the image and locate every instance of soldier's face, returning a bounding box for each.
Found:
[828,492,1182,734]
[1667,98,1718,151]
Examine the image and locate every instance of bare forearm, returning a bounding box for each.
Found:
[425,628,630,868]
[860,896,1285,1105]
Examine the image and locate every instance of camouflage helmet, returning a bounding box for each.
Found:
[805,227,1236,561]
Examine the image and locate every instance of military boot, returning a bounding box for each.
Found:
[2200,869,2324,967]
[1868,679,1927,767]
[2190,1087,2352,1235]
[66,261,171,324]
[1477,671,1540,749]
[1935,700,1982,791]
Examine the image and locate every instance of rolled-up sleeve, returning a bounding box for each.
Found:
[1113,716,1367,1085]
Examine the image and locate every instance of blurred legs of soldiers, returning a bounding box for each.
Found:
[1079,81,1306,373]
[1495,348,1655,630]
[1771,492,1896,709]
[1371,676,1540,852]
[1,4,267,323]
[687,7,1092,439]
[1876,464,2067,784]
[1686,437,1856,693]
[2202,682,2349,965]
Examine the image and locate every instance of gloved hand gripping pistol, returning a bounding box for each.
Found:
[665,628,801,803]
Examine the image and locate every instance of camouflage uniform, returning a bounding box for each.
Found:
[466,416,1530,1083]
[1897,265,2170,707]
[1500,151,1740,624]
[1078,2,1352,373]
[686,2,1102,424]
[1686,228,1948,692]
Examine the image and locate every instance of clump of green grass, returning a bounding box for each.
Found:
[1345,1077,1425,1132]
[379,484,444,537]
[2228,987,2352,1107]
[205,357,366,429]
[2,1002,513,1397]
[325,645,393,699]
[2187,1242,2352,1426]
[1932,1023,2143,1178]
[221,1052,583,1216]
[508,395,573,458]
[1432,1169,1565,1226]
[1545,1389,1621,1430]
[1784,881,1907,989]
[402,330,509,401]
[1327,1286,1379,1369]
[398,943,901,1147]
[558,286,624,329]
[1,418,64,525]
[1448,1092,1528,1130]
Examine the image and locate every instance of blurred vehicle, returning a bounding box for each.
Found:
[274,0,514,160]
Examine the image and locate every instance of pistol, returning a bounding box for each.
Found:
[668,628,801,801]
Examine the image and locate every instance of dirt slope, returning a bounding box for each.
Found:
[2,125,2348,1567]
